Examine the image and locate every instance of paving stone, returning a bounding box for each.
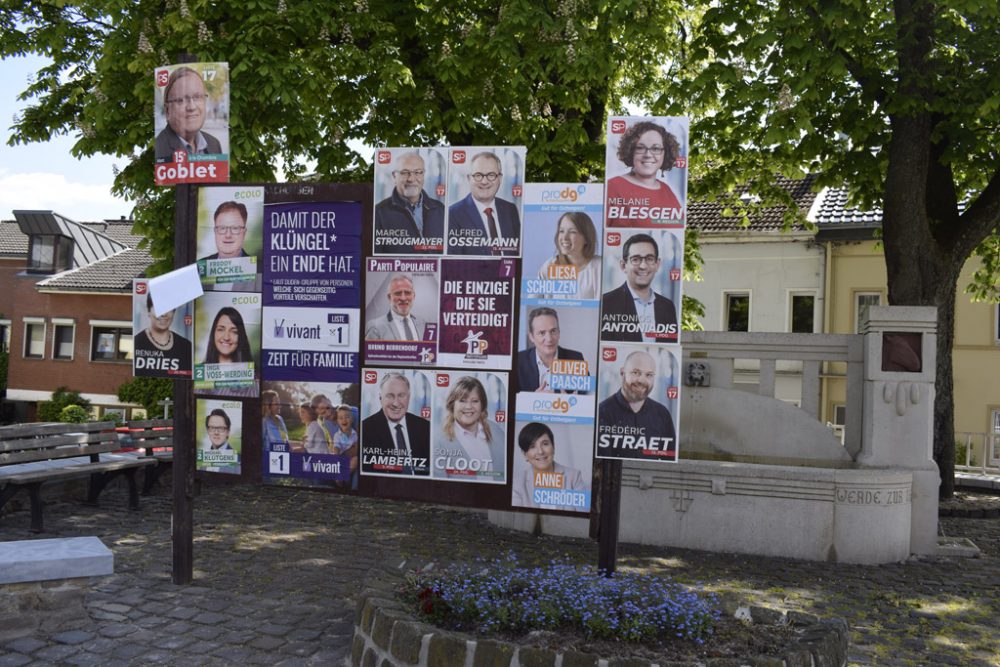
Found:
[153,635,196,650]
[211,646,253,661]
[51,630,95,645]
[258,623,294,637]
[191,625,225,640]
[34,644,80,661]
[97,625,139,639]
[4,638,47,654]
[249,635,287,650]
[111,643,148,660]
[166,606,199,620]
[0,655,32,667]
[63,652,112,667]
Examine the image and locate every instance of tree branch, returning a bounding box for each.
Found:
[801,5,886,106]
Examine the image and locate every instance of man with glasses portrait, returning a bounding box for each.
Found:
[155,66,222,162]
[447,151,521,256]
[374,151,445,254]
[600,232,679,343]
[203,201,249,260]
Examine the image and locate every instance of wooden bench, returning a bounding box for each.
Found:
[119,419,174,495]
[0,421,157,532]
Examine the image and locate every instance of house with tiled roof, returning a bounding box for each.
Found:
[684,174,823,404]
[812,189,1000,467]
[0,212,152,422]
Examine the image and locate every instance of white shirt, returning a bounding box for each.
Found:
[627,283,655,331]
[473,198,505,243]
[387,416,412,458]
[535,353,553,390]
[390,312,419,340]
[455,423,493,470]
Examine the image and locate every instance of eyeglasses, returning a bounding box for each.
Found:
[214,225,246,234]
[166,93,208,106]
[395,169,424,178]
[207,425,229,434]
[633,144,665,156]
[470,172,501,183]
[627,254,659,266]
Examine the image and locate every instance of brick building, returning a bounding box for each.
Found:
[0,212,151,422]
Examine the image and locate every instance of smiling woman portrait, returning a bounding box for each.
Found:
[203,306,251,364]
[511,421,588,510]
[606,120,683,227]
[432,376,506,481]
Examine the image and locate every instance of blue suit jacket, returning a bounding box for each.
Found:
[447,194,520,255]
[516,346,587,394]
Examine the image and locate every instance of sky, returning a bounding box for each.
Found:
[0,55,133,222]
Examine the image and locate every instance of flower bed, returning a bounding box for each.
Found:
[350,558,849,666]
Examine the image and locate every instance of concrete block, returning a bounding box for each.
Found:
[0,537,113,584]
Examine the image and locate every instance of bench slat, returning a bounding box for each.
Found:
[1,442,119,466]
[0,457,155,485]
[0,431,118,453]
[122,419,172,429]
[0,421,116,438]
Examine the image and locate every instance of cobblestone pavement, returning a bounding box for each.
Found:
[1,483,998,666]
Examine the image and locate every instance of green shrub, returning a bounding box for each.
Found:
[954,439,976,466]
[59,404,90,423]
[38,387,92,422]
[117,376,173,417]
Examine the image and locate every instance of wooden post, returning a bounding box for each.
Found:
[596,459,622,575]
[172,183,195,585]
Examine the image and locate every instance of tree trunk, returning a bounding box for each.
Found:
[932,284,956,498]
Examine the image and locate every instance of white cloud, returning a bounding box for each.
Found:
[0,169,132,221]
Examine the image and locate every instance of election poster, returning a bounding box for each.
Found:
[430,371,509,484]
[438,258,515,369]
[600,228,683,344]
[193,291,261,395]
[445,146,526,257]
[132,279,193,378]
[373,147,448,255]
[359,368,433,479]
[261,200,362,382]
[521,183,605,305]
[363,257,439,365]
[595,343,680,463]
[261,381,359,490]
[154,61,230,186]
[196,398,242,475]
[511,419,593,513]
[604,116,688,228]
[262,201,362,308]
[516,304,597,394]
[196,186,264,290]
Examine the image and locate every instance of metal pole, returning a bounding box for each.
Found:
[596,459,622,576]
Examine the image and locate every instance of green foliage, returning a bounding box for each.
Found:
[954,439,976,467]
[58,404,91,423]
[117,376,173,417]
[37,387,93,422]
[0,0,693,273]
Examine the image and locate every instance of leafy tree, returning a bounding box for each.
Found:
[59,404,91,423]
[117,376,174,417]
[37,386,93,422]
[661,1,1000,497]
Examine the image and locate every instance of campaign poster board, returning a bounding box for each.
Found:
[515,304,597,394]
[594,343,680,462]
[261,200,362,382]
[196,398,242,474]
[604,116,688,228]
[373,147,448,255]
[359,368,433,478]
[154,62,230,186]
[599,228,683,344]
[438,258,515,369]
[430,370,508,484]
[521,183,605,305]
[193,291,262,394]
[132,279,193,378]
[512,390,594,512]
[445,146,526,256]
[363,257,439,365]
[261,381,359,489]
[196,186,264,290]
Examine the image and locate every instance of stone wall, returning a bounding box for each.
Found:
[0,577,93,643]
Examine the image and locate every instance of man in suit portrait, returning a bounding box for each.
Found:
[202,201,249,260]
[601,232,678,343]
[364,274,426,341]
[361,373,430,476]
[155,66,223,162]
[447,151,520,256]
[374,152,445,254]
[517,307,587,394]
